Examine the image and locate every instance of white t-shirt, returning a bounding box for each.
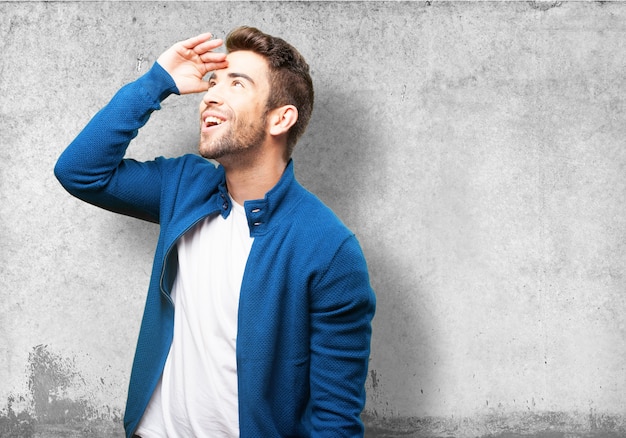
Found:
[136,198,254,437]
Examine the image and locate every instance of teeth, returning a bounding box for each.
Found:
[205,116,225,126]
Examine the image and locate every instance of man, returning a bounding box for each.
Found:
[55,26,375,437]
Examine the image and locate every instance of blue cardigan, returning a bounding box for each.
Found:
[54,63,376,437]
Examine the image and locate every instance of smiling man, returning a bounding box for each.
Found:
[55,27,375,438]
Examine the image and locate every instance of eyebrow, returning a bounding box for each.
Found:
[208,71,256,86]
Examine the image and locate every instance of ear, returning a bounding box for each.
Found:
[268,105,298,137]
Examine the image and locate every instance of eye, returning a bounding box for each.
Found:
[208,80,217,88]
[233,80,244,88]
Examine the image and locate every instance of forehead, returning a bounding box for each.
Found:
[218,50,270,83]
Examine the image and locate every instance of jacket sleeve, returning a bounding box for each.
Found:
[54,62,179,223]
[309,234,376,436]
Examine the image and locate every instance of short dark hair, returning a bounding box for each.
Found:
[226,26,314,157]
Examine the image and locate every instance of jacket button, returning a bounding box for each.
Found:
[222,202,229,210]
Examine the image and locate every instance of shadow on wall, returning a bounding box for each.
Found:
[0,345,121,437]
[293,85,435,432]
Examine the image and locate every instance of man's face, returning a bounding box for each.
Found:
[198,50,272,162]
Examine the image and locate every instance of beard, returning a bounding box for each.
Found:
[199,112,267,162]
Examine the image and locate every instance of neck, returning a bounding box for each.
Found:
[219,148,288,205]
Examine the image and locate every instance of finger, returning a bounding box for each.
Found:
[193,38,224,55]
[204,60,229,73]
[200,51,227,63]
[193,81,212,94]
[181,32,213,49]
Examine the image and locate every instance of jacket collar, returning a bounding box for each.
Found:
[216,159,301,237]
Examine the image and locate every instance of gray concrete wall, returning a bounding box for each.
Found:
[2,1,626,437]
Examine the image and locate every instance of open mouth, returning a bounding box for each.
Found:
[204,115,226,128]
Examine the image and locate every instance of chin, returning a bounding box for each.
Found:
[198,138,220,158]
[198,147,222,160]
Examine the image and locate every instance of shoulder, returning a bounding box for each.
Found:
[279,183,365,276]
[156,154,223,185]
[292,183,353,239]
[154,155,225,218]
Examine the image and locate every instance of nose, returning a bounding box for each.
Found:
[203,84,223,105]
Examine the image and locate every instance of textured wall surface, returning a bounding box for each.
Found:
[2,1,626,437]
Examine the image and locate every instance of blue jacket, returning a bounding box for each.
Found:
[55,63,375,437]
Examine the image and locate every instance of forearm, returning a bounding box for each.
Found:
[54,62,179,221]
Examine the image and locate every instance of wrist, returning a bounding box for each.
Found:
[144,62,180,100]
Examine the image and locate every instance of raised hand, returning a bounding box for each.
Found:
[157,33,228,95]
